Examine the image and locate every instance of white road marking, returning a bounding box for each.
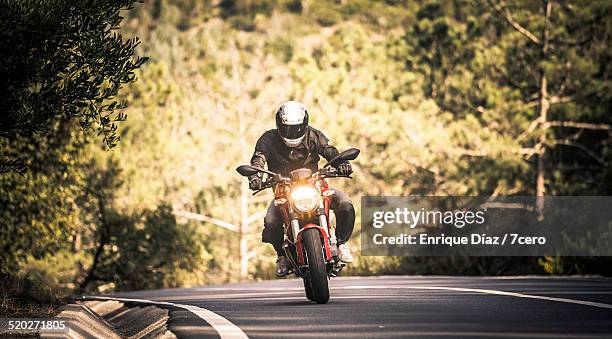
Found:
[84,281,611,337]
[85,295,249,339]
[340,285,612,310]
[147,290,306,301]
[183,292,612,306]
[192,286,304,292]
[212,295,418,301]
[135,285,612,311]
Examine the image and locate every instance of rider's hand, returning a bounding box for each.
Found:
[249,177,263,191]
[336,162,352,176]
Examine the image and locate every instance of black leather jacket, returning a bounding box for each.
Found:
[249,127,340,179]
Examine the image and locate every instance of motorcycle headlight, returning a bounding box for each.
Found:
[290,186,320,213]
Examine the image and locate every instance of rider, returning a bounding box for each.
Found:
[248,101,355,277]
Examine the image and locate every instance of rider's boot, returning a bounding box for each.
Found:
[330,243,339,258]
[275,256,290,277]
[338,243,354,263]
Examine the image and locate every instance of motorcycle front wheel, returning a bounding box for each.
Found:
[303,276,314,301]
[302,228,330,304]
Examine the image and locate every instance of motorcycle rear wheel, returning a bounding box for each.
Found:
[303,228,330,304]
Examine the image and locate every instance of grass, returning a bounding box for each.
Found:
[0,272,64,318]
[0,295,62,318]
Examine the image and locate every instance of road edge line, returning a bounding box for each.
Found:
[84,295,249,339]
[342,285,612,310]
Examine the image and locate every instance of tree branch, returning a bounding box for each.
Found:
[173,210,239,232]
[451,147,537,158]
[547,121,611,131]
[524,95,573,108]
[480,201,536,211]
[487,0,541,45]
[553,140,605,165]
[245,209,267,226]
[0,158,27,175]
[517,117,542,141]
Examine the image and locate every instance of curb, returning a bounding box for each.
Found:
[40,300,175,339]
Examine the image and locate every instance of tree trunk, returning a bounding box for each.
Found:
[536,0,552,219]
[238,101,249,282]
[78,215,107,292]
[239,190,248,281]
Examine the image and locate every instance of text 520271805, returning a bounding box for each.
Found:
[0,318,68,334]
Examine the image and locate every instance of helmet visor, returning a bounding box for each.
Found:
[278,122,306,140]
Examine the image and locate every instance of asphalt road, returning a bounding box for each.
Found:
[110,276,612,338]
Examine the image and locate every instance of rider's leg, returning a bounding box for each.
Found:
[331,190,355,244]
[262,200,289,276]
[331,190,355,262]
[262,200,284,256]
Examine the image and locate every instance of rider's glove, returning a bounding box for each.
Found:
[336,162,352,176]
[249,176,263,191]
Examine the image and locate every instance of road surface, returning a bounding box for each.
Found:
[108,276,612,338]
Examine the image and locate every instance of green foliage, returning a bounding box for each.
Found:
[0,121,87,274]
[405,0,612,196]
[0,271,61,317]
[229,15,257,31]
[81,204,206,292]
[310,2,342,27]
[2,0,612,304]
[115,0,611,280]
[220,0,276,18]
[0,119,206,295]
[0,0,147,173]
[538,256,612,276]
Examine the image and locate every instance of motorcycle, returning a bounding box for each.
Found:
[236,148,359,304]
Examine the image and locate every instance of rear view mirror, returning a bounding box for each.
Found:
[324,148,360,167]
[236,165,261,177]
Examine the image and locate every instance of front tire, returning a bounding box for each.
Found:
[303,276,314,301]
[302,228,329,304]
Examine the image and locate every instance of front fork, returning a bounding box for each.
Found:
[288,201,336,247]
[320,204,338,255]
[319,199,345,276]
[284,193,343,275]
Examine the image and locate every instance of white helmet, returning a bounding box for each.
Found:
[275,101,309,147]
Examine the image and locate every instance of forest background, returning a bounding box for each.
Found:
[1,0,610,313]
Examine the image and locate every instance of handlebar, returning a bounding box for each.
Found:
[252,186,272,195]
[251,167,352,195]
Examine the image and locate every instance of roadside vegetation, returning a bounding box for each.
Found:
[1,0,611,312]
